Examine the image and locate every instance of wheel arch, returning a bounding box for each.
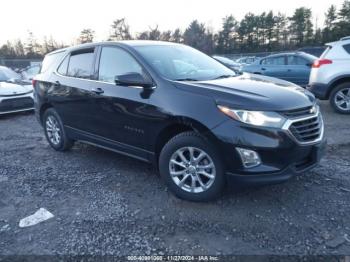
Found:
[39,103,53,124]
[154,117,219,165]
[327,76,350,99]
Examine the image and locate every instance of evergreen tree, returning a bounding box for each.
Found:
[217,15,238,53]
[289,7,314,46]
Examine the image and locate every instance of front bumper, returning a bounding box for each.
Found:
[307,83,330,100]
[226,139,326,185]
[0,92,34,115]
[211,115,326,185]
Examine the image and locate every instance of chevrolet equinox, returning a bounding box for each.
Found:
[34,41,326,201]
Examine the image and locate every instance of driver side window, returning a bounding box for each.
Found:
[98,47,143,83]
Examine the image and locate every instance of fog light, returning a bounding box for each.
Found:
[236,148,261,168]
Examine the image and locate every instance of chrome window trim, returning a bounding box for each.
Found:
[53,71,156,90]
[53,45,157,90]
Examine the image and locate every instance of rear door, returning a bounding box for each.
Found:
[259,56,288,80]
[50,47,98,133]
[286,55,312,86]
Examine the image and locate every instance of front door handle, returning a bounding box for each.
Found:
[91,87,104,95]
[261,68,266,71]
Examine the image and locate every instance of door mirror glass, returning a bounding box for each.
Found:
[115,72,153,88]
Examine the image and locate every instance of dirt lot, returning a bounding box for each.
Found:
[0,101,349,257]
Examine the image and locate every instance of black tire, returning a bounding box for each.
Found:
[159,131,225,202]
[329,82,350,114]
[43,108,74,151]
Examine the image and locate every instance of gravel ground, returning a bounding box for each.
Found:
[0,101,349,257]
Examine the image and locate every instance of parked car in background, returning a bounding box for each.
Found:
[235,56,257,65]
[34,41,325,201]
[212,56,241,73]
[308,37,350,114]
[0,66,34,115]
[241,52,317,87]
[20,64,41,81]
[297,46,327,57]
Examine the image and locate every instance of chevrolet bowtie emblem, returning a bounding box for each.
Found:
[310,105,316,114]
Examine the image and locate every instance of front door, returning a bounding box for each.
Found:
[88,46,156,151]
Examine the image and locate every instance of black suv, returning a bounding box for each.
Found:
[34,41,326,201]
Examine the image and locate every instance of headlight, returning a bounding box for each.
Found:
[218,105,286,128]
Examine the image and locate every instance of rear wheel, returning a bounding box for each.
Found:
[43,108,74,151]
[330,83,350,114]
[159,132,225,202]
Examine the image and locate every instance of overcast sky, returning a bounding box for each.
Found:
[0,0,344,45]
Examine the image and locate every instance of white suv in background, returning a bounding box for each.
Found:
[308,36,350,114]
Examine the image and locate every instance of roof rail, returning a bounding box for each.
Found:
[340,36,350,41]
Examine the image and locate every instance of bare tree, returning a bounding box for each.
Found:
[109,18,132,40]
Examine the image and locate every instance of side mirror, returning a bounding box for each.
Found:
[115,72,153,89]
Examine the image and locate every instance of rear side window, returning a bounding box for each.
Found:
[57,55,69,75]
[343,44,350,54]
[67,49,94,79]
[261,56,285,65]
[98,47,142,83]
[320,46,332,58]
[287,55,308,65]
[40,51,65,73]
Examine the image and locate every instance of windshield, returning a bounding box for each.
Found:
[134,44,235,81]
[0,67,22,82]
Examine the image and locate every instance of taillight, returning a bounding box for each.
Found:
[32,79,37,88]
[312,59,332,68]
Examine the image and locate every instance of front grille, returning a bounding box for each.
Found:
[282,106,314,118]
[289,115,322,143]
[0,97,34,112]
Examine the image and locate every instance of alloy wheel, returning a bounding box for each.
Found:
[334,87,350,111]
[169,146,216,193]
[45,115,61,145]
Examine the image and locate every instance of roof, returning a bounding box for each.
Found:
[46,40,181,56]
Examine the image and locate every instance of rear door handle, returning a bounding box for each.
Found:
[54,81,61,87]
[261,68,266,71]
[91,87,104,95]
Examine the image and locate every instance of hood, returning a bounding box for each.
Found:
[0,81,33,96]
[174,73,315,111]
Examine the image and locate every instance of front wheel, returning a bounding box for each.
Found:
[330,83,350,114]
[159,132,225,202]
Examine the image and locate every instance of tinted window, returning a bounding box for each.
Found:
[57,55,69,75]
[41,51,65,73]
[343,44,350,54]
[98,47,143,83]
[67,50,94,79]
[134,45,234,81]
[287,55,308,65]
[261,56,285,65]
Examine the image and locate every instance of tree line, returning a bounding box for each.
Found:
[1,0,349,59]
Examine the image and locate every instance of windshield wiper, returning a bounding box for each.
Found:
[212,74,235,80]
[175,78,200,82]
